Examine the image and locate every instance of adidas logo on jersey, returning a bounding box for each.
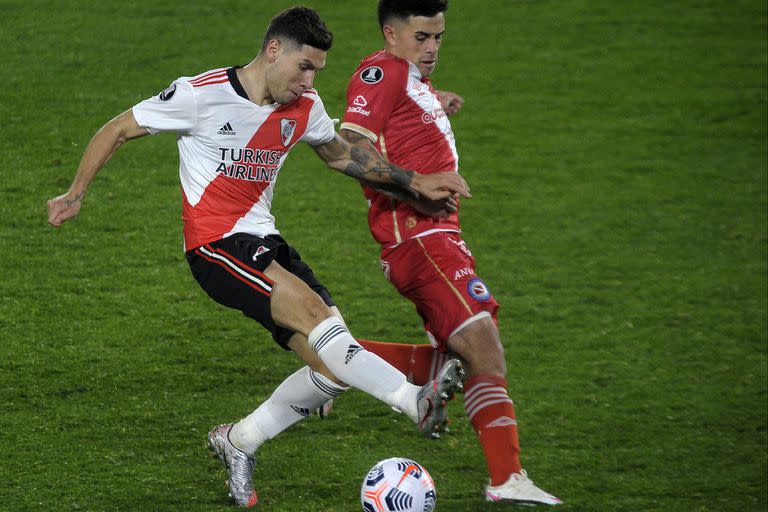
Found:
[345,344,363,364]
[217,122,236,135]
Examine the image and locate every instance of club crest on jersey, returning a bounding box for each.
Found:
[467,277,491,302]
[158,83,177,101]
[280,118,297,147]
[360,66,383,84]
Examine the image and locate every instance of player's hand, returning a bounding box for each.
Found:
[436,91,464,116]
[410,195,458,218]
[411,172,471,201]
[47,191,84,227]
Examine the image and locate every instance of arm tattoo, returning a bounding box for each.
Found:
[350,146,371,167]
[348,145,413,186]
[343,161,366,180]
[64,191,85,208]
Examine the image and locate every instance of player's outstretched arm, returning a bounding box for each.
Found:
[47,110,149,227]
[312,131,470,201]
[335,129,464,217]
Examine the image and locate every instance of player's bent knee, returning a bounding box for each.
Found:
[270,277,334,335]
[448,317,506,377]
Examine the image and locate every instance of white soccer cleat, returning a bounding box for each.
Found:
[485,470,562,506]
[207,424,259,508]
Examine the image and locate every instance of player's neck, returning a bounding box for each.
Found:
[237,60,275,106]
[383,46,403,61]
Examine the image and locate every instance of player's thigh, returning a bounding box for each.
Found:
[264,259,334,337]
[383,233,499,344]
[283,243,336,307]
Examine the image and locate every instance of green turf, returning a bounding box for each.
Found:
[1,0,766,510]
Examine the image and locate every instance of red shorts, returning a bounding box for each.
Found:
[380,232,499,349]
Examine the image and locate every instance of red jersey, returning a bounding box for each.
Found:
[341,50,460,247]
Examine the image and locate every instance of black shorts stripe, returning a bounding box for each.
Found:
[197,245,273,296]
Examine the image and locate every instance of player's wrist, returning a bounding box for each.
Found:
[408,171,422,191]
[65,188,86,205]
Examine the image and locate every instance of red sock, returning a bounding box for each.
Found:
[464,375,522,486]
[357,340,444,386]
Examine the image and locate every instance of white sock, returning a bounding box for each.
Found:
[308,317,419,421]
[230,366,347,454]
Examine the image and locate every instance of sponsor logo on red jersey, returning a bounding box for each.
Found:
[347,95,371,116]
[421,107,447,124]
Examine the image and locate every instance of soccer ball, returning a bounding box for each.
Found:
[360,457,436,512]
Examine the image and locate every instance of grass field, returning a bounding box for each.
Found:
[1,1,766,511]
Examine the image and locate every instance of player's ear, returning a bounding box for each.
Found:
[382,24,397,47]
[265,38,281,63]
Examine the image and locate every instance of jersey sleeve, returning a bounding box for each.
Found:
[301,94,336,146]
[131,79,197,135]
[340,61,405,142]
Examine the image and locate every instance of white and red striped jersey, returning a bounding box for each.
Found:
[341,50,460,247]
[132,66,336,251]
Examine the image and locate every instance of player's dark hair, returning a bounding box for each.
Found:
[378,0,448,29]
[261,6,333,52]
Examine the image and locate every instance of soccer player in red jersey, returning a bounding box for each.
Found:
[340,0,561,505]
[47,7,469,508]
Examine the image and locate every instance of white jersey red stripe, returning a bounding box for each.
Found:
[131,66,336,251]
[189,69,228,86]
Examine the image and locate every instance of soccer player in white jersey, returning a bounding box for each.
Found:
[338,0,561,506]
[47,7,470,509]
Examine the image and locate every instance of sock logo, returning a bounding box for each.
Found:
[290,405,311,417]
[345,344,363,364]
[486,416,517,429]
